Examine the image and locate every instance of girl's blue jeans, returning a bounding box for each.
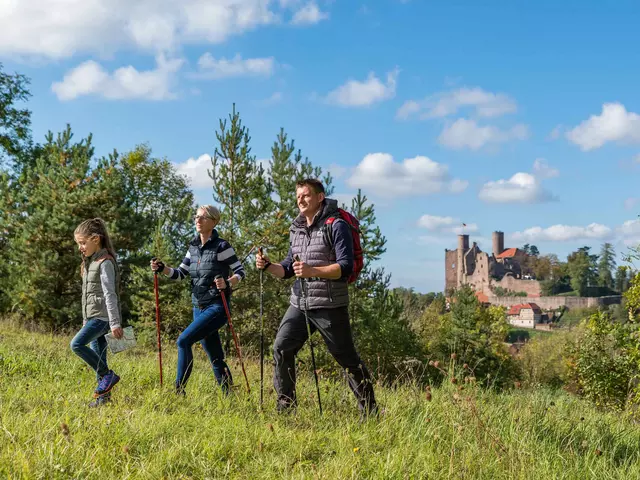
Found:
[70,319,111,380]
[176,301,233,393]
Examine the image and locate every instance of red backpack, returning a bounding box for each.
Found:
[324,209,364,283]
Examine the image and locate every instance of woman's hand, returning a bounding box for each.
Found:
[215,276,228,290]
[150,257,166,274]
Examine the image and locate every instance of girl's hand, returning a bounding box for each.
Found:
[111,327,124,339]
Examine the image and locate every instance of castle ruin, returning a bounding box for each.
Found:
[444,231,542,297]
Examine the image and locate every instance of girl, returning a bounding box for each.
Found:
[150,205,245,396]
[70,218,123,407]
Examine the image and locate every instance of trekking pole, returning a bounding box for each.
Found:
[295,255,322,415]
[152,262,164,387]
[258,247,265,410]
[215,275,251,394]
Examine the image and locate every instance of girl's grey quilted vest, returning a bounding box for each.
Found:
[289,199,349,310]
[81,248,120,321]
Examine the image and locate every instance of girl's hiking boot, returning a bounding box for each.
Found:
[89,392,111,408]
[94,370,120,397]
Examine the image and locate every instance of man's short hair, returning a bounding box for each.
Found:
[296,178,325,194]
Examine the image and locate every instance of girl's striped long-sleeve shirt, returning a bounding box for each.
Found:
[167,240,246,282]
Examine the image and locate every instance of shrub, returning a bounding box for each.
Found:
[518,331,572,389]
[566,310,639,412]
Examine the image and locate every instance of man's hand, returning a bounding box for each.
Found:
[293,258,314,278]
[111,327,124,339]
[256,251,270,270]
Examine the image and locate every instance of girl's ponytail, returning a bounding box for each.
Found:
[93,218,117,263]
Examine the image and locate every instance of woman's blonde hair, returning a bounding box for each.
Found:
[198,205,221,225]
[74,218,117,274]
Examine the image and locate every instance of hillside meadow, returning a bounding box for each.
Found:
[1,321,640,479]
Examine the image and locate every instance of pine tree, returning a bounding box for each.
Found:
[615,266,628,293]
[598,242,616,289]
[207,105,274,354]
[5,126,133,326]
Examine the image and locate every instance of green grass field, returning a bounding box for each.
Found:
[1,321,640,479]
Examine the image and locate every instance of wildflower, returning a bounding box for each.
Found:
[463,363,469,369]
[353,447,360,453]
[426,391,432,401]
[60,423,69,436]
[450,353,457,360]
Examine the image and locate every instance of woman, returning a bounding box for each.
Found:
[151,205,245,396]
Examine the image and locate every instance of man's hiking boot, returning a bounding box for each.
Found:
[94,370,120,397]
[89,392,111,408]
[360,404,382,423]
[276,398,297,415]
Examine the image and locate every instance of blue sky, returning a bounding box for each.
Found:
[2,0,640,293]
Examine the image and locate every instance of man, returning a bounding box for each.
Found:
[256,178,377,417]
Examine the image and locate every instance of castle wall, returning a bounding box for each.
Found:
[492,276,542,297]
[487,295,622,310]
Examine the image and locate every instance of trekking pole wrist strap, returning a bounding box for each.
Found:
[262,261,272,271]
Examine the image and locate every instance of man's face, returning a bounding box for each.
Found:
[296,185,324,217]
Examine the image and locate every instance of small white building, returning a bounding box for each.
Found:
[507,303,542,328]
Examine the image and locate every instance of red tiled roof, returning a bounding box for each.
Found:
[508,303,542,315]
[496,248,522,259]
[475,291,489,303]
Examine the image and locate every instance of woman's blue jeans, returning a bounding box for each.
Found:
[176,301,233,393]
[70,318,111,380]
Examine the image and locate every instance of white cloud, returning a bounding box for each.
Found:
[479,173,554,204]
[532,158,559,178]
[191,52,276,79]
[51,54,184,101]
[174,154,213,188]
[438,118,529,151]
[566,103,640,151]
[346,153,468,197]
[510,224,612,243]
[479,160,558,204]
[291,2,329,25]
[618,219,640,246]
[396,87,517,121]
[324,68,399,107]
[0,0,327,61]
[417,215,478,234]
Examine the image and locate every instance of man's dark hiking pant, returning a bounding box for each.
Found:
[272,305,376,414]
